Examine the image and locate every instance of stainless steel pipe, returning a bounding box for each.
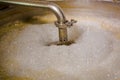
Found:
[0,0,66,23]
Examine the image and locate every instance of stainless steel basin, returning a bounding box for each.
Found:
[0,1,120,80]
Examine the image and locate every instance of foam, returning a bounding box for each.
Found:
[0,11,120,80]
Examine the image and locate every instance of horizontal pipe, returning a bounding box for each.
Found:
[0,0,67,23]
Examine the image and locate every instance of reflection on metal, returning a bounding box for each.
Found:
[113,0,120,3]
[45,0,64,1]
[100,0,120,3]
[0,0,77,45]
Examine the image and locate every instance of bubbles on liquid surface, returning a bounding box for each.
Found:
[0,12,120,80]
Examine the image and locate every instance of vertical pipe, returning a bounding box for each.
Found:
[59,28,68,42]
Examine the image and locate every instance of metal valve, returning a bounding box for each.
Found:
[54,19,77,45]
[65,19,77,27]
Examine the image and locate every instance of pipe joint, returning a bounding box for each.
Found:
[55,19,77,29]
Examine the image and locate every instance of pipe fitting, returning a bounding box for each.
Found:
[55,19,77,28]
[55,19,77,43]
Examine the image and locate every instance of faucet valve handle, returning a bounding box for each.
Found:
[65,19,77,28]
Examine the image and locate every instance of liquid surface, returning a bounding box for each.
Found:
[0,5,120,80]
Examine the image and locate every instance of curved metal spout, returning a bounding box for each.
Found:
[0,0,66,23]
[0,0,77,45]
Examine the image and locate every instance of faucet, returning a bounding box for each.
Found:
[0,0,77,45]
